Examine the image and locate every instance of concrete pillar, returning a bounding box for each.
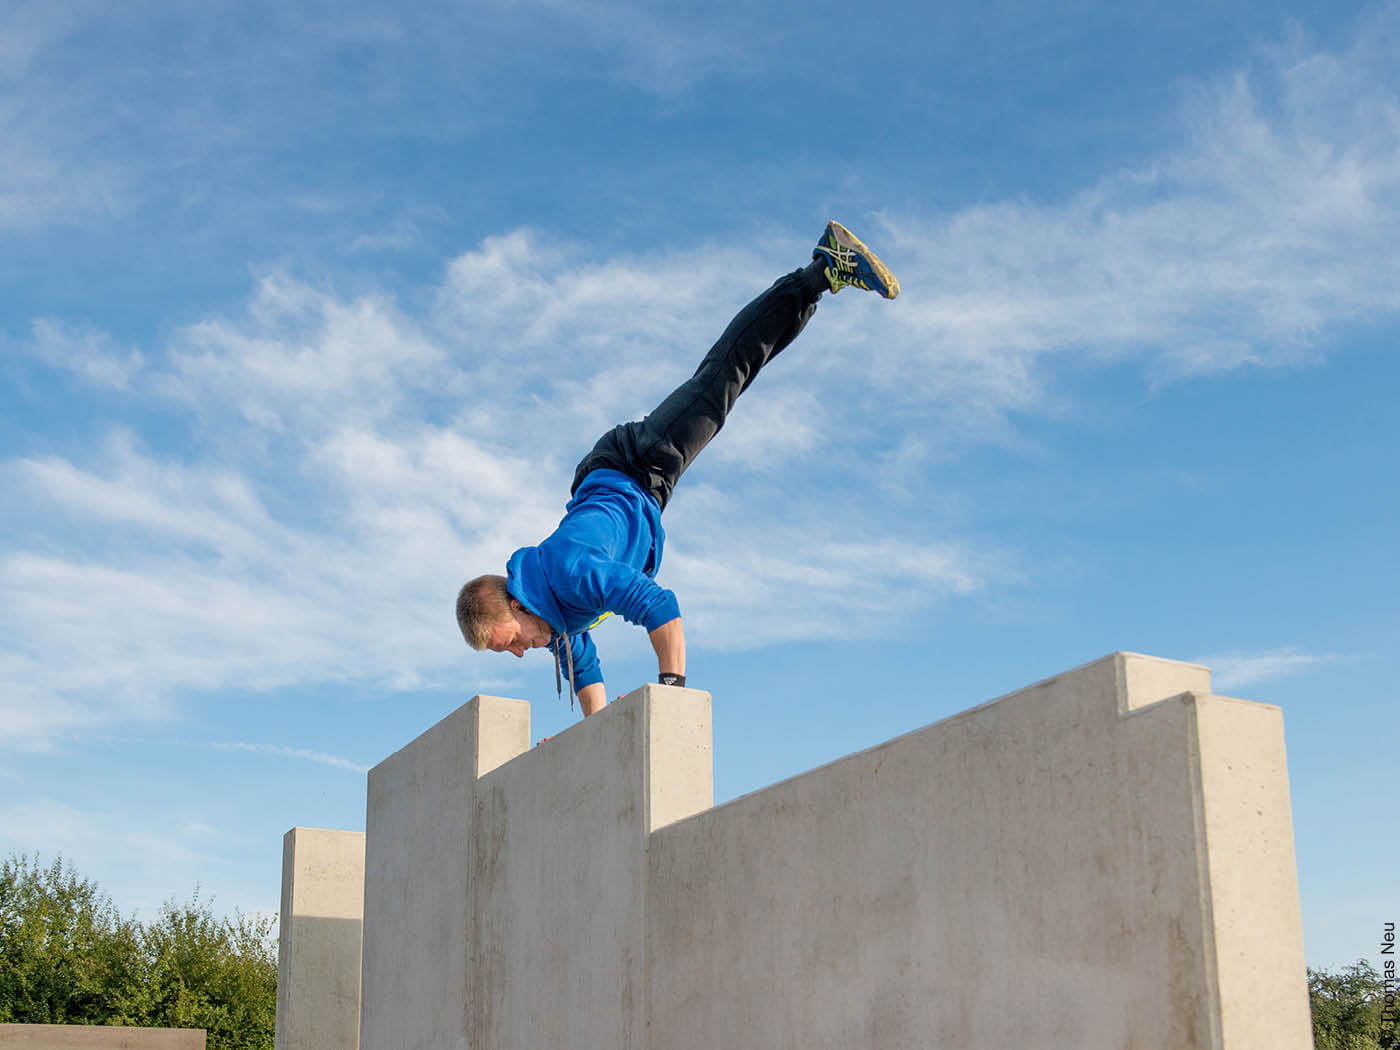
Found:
[469,684,713,1050]
[1194,692,1312,1046]
[358,694,533,1050]
[274,827,365,1050]
[357,685,712,1050]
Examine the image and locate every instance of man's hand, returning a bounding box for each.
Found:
[648,617,685,681]
[574,619,683,718]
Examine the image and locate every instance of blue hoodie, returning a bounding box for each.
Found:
[505,468,680,694]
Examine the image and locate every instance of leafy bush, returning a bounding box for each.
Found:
[0,854,276,1050]
[1310,960,1394,1050]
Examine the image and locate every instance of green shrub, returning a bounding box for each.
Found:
[0,853,276,1050]
[1310,961,1391,1050]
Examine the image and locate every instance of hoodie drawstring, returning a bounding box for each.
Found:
[552,635,576,710]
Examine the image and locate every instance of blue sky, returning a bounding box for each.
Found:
[2,0,1396,971]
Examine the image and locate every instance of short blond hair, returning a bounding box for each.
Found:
[456,574,512,650]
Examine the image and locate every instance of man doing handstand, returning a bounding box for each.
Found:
[456,221,900,716]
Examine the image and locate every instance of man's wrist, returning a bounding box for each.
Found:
[658,672,686,687]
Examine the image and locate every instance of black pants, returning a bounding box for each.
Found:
[571,265,826,511]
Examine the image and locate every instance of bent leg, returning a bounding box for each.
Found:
[573,263,827,510]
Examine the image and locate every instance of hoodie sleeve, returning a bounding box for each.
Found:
[575,557,680,631]
[555,630,603,692]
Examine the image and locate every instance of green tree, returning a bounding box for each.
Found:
[0,853,277,1050]
[141,894,277,1049]
[0,854,143,1026]
[1310,961,1389,1050]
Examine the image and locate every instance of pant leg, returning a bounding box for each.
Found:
[572,265,825,511]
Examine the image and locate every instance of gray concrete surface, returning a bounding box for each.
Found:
[356,685,711,1050]
[469,683,712,1050]
[0,1025,204,1049]
[358,693,532,1050]
[1194,692,1312,1046]
[329,651,1309,1049]
[274,827,364,1050]
[646,652,1311,1050]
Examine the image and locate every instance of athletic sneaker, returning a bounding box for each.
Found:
[813,220,901,299]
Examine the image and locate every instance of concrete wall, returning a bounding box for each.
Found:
[645,651,1311,1050]
[338,651,1309,1050]
[358,694,531,1050]
[0,1026,204,1049]
[357,686,711,1050]
[274,827,365,1050]
[469,684,712,1050]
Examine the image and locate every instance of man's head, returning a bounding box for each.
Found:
[457,574,553,657]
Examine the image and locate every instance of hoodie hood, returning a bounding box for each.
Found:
[505,545,566,635]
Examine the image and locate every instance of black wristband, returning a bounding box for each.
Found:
[658,672,686,688]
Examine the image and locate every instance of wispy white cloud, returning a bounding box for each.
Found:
[0,91,128,231]
[659,481,1000,650]
[6,12,1400,748]
[24,320,147,390]
[1199,646,1342,691]
[0,798,222,887]
[210,741,369,774]
[855,10,1400,408]
[165,274,449,433]
[0,798,265,919]
[1,243,995,748]
[475,0,767,94]
[0,1,93,79]
[348,208,441,255]
[0,666,92,752]
[0,0,756,237]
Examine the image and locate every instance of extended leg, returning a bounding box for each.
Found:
[572,221,900,511]
[572,261,828,510]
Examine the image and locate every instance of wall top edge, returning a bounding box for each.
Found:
[1113,650,1212,672]
[650,651,1232,838]
[969,652,1209,711]
[477,685,651,784]
[368,693,529,777]
[285,826,366,838]
[1191,690,1284,714]
[466,693,532,708]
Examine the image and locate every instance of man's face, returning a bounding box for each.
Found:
[485,604,552,657]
